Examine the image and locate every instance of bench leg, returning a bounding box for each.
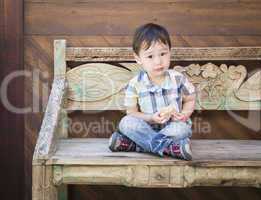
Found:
[58,184,68,200]
[33,165,58,200]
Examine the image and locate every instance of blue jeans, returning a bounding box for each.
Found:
[118,115,192,157]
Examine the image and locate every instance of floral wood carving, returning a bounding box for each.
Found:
[66,62,260,110]
[174,63,261,109]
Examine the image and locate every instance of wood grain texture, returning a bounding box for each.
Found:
[36,42,261,198]
[235,71,261,101]
[32,165,45,200]
[174,63,261,110]
[33,78,67,160]
[49,138,261,165]
[56,165,261,188]
[25,0,257,3]
[54,40,66,78]
[26,35,261,200]
[65,61,261,111]
[66,47,261,61]
[66,63,136,101]
[67,110,261,140]
[32,165,58,200]
[24,35,261,48]
[48,138,261,188]
[1,0,24,200]
[25,2,261,35]
[25,0,261,199]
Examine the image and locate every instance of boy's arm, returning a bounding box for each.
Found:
[126,106,170,124]
[126,106,153,123]
[181,93,196,118]
[160,94,195,122]
[160,93,196,122]
[169,72,196,121]
[124,83,152,122]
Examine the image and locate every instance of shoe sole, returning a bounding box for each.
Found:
[180,139,192,161]
[108,132,119,152]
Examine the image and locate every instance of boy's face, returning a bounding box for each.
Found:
[134,41,171,79]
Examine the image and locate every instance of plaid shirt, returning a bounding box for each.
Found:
[124,69,195,114]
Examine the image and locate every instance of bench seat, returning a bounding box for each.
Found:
[46,138,261,188]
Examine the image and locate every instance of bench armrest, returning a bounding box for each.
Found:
[33,77,67,162]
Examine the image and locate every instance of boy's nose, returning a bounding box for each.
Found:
[153,56,161,65]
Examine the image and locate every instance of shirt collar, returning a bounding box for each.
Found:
[140,70,172,92]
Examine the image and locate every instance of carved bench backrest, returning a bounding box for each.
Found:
[54,40,261,111]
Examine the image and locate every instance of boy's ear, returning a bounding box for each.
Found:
[133,53,142,64]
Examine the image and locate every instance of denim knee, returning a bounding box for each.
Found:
[160,121,192,139]
[118,115,144,133]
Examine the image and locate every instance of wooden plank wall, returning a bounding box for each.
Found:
[0,0,24,200]
[24,0,261,200]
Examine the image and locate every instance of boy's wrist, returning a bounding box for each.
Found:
[181,110,193,118]
[145,113,153,123]
[167,105,177,115]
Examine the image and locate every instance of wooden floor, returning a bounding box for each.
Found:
[48,138,261,167]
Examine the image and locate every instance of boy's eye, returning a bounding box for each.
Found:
[161,52,167,56]
[147,55,153,59]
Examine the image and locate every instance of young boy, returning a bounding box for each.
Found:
[108,23,196,160]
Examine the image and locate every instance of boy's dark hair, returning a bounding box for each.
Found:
[132,23,171,55]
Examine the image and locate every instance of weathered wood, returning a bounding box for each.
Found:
[66,63,138,102]
[54,40,66,78]
[49,139,261,188]
[65,62,261,111]
[58,184,68,200]
[67,110,261,139]
[65,94,125,111]
[32,165,58,200]
[32,165,44,200]
[52,166,68,200]
[25,0,255,3]
[52,164,261,188]
[25,2,261,35]
[66,47,261,62]
[2,1,24,200]
[48,139,261,166]
[33,39,261,199]
[65,94,261,111]
[235,70,261,101]
[33,78,67,161]
[45,166,59,200]
[57,109,68,139]
[24,35,261,48]
[174,63,261,110]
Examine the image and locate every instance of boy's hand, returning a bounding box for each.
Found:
[171,112,190,122]
[159,105,175,119]
[150,112,170,124]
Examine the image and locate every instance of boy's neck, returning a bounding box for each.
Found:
[147,72,166,86]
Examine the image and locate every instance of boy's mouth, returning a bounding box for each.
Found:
[154,67,164,72]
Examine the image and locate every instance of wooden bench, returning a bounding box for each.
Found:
[32,40,261,200]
